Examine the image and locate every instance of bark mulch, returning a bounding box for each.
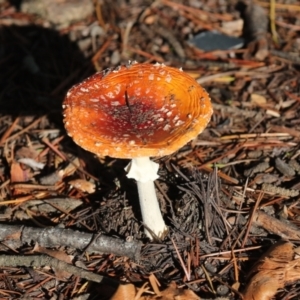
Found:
[1,0,300,299]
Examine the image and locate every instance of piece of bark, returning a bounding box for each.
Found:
[244,161,269,177]
[275,157,295,177]
[243,241,300,300]
[0,224,142,260]
[253,210,300,240]
[237,1,269,60]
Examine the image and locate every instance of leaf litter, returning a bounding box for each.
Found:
[1,0,300,299]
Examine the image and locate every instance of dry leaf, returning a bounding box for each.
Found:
[110,281,200,300]
[250,93,266,105]
[68,179,96,193]
[154,281,200,300]
[15,146,39,160]
[110,284,136,300]
[18,157,45,170]
[33,243,74,263]
[10,161,31,182]
[61,158,81,177]
[243,241,300,300]
[148,273,161,296]
[266,109,280,117]
[33,243,74,280]
[221,19,243,36]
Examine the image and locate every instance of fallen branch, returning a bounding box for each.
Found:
[0,254,117,284]
[253,210,300,240]
[0,224,142,260]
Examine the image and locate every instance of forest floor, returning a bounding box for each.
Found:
[1,0,300,299]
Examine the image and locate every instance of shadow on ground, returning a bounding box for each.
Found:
[0,23,125,298]
[0,24,94,116]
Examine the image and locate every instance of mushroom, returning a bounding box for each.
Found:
[63,62,212,239]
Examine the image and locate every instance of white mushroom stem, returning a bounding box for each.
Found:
[125,156,168,239]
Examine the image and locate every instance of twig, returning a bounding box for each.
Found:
[270,0,278,43]
[241,191,264,248]
[0,254,117,284]
[171,238,190,281]
[0,116,46,145]
[92,36,114,71]
[201,264,216,294]
[220,132,291,140]
[271,49,300,65]
[255,0,300,11]
[124,46,164,63]
[197,71,271,85]
[0,117,20,145]
[201,245,261,259]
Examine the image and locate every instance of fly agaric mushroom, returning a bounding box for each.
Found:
[63,62,212,239]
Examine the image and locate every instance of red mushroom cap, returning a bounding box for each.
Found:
[63,62,212,158]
